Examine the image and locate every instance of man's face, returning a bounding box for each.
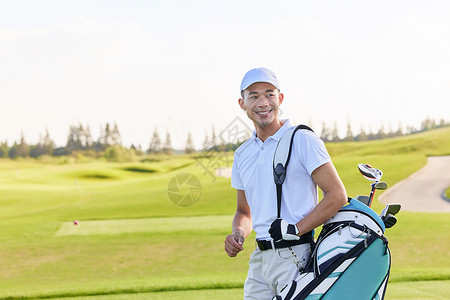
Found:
[239,82,284,129]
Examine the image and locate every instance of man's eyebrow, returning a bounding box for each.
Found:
[248,89,275,95]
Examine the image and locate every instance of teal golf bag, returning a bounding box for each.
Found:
[272,125,397,300]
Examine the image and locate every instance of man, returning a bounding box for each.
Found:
[224,67,347,299]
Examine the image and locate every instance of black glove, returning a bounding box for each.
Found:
[269,218,300,241]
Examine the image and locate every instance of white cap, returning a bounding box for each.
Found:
[240,67,280,92]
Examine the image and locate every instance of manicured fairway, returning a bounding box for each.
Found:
[61,280,450,300]
[56,215,233,236]
[1,127,449,299]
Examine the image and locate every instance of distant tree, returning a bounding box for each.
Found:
[355,127,368,142]
[367,126,377,140]
[386,123,395,138]
[320,122,331,142]
[111,123,122,145]
[99,123,112,147]
[81,125,93,149]
[0,141,9,158]
[162,131,173,155]
[395,122,403,137]
[95,123,121,151]
[185,132,195,154]
[30,130,54,158]
[202,130,210,151]
[148,127,162,154]
[211,125,217,150]
[29,144,40,158]
[53,147,68,156]
[66,125,83,153]
[344,121,354,142]
[376,125,387,140]
[331,121,340,142]
[406,125,417,135]
[40,128,55,156]
[438,118,447,128]
[430,118,437,129]
[420,117,435,132]
[9,132,30,158]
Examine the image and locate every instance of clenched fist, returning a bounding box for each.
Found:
[224,233,245,257]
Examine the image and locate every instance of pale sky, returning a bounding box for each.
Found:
[1,0,449,150]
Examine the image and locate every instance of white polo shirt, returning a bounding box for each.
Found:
[231,120,331,240]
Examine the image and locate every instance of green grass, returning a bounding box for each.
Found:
[0,127,449,299]
[55,215,233,236]
[59,280,450,300]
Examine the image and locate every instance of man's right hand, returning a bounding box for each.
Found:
[224,233,245,257]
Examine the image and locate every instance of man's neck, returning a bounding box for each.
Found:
[255,119,283,142]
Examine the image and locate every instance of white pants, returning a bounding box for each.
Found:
[244,243,311,300]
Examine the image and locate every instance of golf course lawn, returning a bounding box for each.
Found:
[60,280,450,299]
[0,127,449,299]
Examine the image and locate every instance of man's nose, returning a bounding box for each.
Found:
[257,95,269,106]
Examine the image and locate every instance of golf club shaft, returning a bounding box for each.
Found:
[369,186,376,207]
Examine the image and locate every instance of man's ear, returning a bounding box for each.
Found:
[278,92,284,105]
[238,98,246,110]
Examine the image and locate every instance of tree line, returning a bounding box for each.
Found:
[319,117,449,143]
[0,117,448,161]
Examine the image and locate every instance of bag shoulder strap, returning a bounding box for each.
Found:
[273,124,314,218]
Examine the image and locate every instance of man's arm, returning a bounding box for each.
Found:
[224,189,252,257]
[295,162,348,235]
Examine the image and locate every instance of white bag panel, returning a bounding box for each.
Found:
[316,227,367,268]
[324,211,384,236]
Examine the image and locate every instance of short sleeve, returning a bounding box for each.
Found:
[295,130,331,175]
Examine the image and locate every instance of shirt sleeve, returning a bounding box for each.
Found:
[295,130,331,175]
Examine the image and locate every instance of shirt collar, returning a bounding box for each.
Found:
[272,119,292,142]
[251,119,292,143]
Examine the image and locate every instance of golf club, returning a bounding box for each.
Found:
[373,181,387,190]
[368,181,388,207]
[355,195,371,206]
[382,214,397,228]
[358,164,385,207]
[358,163,383,182]
[380,203,401,219]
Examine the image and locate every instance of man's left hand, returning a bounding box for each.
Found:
[269,218,300,241]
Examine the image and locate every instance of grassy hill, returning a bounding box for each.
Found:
[0,127,449,299]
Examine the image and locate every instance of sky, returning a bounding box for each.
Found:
[1,0,449,150]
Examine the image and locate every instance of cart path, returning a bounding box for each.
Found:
[379,156,450,212]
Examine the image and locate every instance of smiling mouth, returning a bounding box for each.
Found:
[255,109,273,116]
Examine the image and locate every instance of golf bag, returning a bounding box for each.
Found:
[272,125,392,300]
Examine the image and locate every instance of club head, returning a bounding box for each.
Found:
[387,203,401,215]
[372,181,388,190]
[358,163,383,182]
[380,203,401,218]
[355,195,371,206]
[382,214,397,228]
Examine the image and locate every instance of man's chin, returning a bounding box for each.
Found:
[253,118,276,129]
